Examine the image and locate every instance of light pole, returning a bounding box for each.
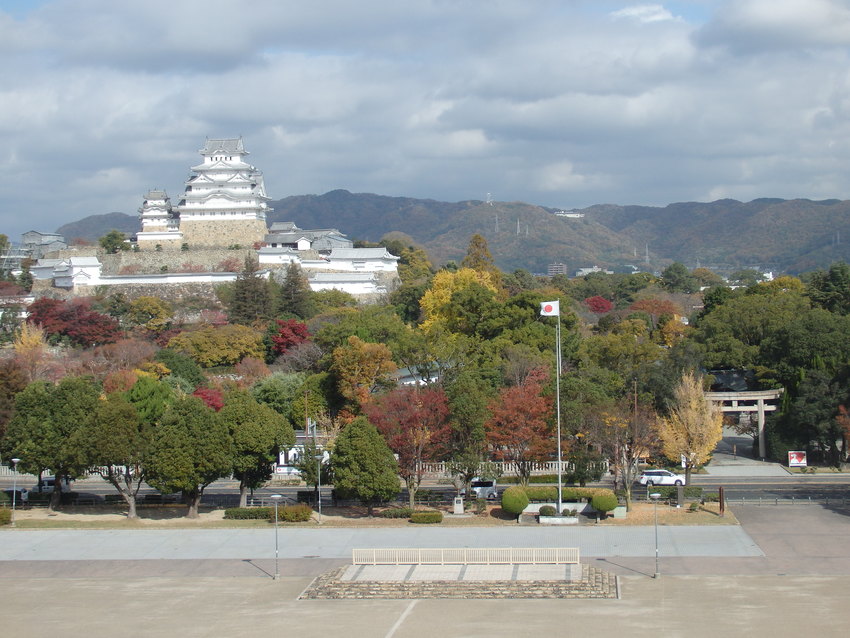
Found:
[314,453,324,524]
[650,492,661,579]
[270,494,282,580]
[11,458,20,528]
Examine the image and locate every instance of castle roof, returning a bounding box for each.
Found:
[200,138,245,155]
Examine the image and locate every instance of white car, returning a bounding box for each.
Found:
[638,469,686,487]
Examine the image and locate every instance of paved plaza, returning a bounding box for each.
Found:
[2,504,850,637]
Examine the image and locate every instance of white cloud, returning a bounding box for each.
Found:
[0,0,849,240]
[610,4,679,24]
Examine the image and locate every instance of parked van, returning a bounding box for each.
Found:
[33,477,72,494]
[461,478,499,500]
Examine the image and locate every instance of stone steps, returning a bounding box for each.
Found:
[299,565,618,599]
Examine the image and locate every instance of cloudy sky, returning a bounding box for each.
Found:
[2,0,850,241]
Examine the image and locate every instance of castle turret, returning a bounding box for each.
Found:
[136,189,183,249]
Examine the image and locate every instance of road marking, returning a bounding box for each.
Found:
[385,600,418,638]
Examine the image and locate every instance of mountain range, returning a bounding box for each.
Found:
[56,191,850,275]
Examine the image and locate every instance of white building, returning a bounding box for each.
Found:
[136,138,270,250]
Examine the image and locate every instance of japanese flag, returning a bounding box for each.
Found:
[540,300,560,316]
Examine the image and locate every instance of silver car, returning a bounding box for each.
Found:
[638,469,686,486]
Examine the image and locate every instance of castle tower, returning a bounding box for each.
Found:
[175,137,271,248]
[136,189,183,249]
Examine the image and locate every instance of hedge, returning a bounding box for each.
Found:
[224,507,274,520]
[409,510,443,524]
[380,507,414,518]
[0,508,10,525]
[653,486,703,499]
[523,486,612,502]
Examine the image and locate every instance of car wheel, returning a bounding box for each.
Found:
[646,480,654,487]
[674,480,683,486]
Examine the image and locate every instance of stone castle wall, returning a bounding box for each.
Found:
[180,218,267,249]
[100,248,260,275]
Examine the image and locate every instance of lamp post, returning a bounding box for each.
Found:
[314,453,324,524]
[270,494,282,580]
[11,458,20,528]
[650,492,661,579]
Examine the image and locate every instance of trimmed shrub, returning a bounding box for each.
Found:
[538,505,556,517]
[224,507,273,520]
[409,510,443,524]
[688,501,700,512]
[501,486,529,517]
[591,492,619,515]
[380,507,414,518]
[279,503,313,522]
[563,509,578,517]
[703,492,720,503]
[0,508,10,525]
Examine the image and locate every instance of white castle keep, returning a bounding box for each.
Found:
[136,137,270,250]
[30,138,400,299]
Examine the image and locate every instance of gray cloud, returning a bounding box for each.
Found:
[1,0,849,241]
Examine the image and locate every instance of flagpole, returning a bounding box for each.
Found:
[555,311,563,514]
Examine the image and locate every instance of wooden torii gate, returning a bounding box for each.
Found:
[704,389,784,460]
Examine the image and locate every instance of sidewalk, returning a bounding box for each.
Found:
[0,525,763,562]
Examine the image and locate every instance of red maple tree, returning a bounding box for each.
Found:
[583,295,613,314]
[485,367,553,485]
[193,387,224,412]
[269,319,310,356]
[364,386,451,508]
[27,297,121,346]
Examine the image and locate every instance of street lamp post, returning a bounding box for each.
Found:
[314,453,324,524]
[11,458,20,528]
[270,494,282,580]
[650,492,661,579]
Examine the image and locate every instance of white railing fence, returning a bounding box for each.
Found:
[352,547,580,566]
[419,460,608,477]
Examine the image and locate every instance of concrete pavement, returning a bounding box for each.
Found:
[3,505,850,637]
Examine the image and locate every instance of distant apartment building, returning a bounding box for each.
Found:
[547,263,568,277]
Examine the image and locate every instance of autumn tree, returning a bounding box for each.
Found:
[331,335,397,411]
[656,371,722,482]
[167,324,265,367]
[266,318,310,361]
[127,296,173,333]
[331,416,399,515]
[218,389,294,507]
[485,367,553,486]
[27,297,121,347]
[419,267,500,333]
[13,321,48,382]
[590,395,659,509]
[583,296,613,314]
[364,386,451,508]
[146,395,232,518]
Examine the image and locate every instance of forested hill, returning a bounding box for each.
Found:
[56,192,850,274]
[585,198,850,274]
